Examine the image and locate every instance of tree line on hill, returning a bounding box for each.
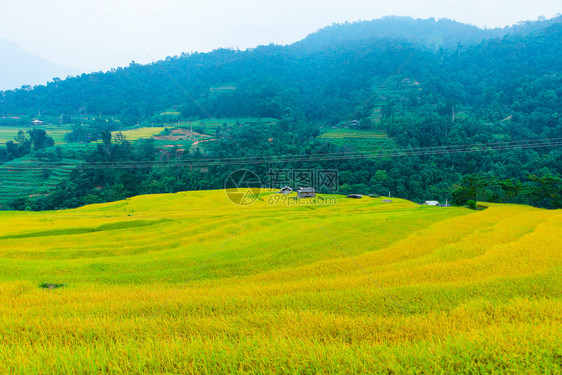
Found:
[9,117,561,211]
[0,129,55,164]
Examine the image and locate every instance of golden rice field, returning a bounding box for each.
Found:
[0,190,560,374]
[112,127,166,141]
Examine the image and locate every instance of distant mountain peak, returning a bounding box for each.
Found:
[0,37,76,91]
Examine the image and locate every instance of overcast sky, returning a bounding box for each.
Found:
[0,0,560,73]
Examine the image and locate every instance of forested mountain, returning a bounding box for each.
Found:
[0,16,561,210]
[295,16,495,51]
[1,16,560,125]
[295,15,562,51]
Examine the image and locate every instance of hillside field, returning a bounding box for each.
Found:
[0,125,71,146]
[0,190,560,373]
[319,128,391,151]
[0,143,97,209]
[112,127,166,141]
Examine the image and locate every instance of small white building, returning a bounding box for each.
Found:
[423,201,440,206]
[31,119,44,126]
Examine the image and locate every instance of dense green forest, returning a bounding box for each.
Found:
[0,16,561,210]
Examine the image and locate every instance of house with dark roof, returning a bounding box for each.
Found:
[277,186,293,195]
[297,187,316,198]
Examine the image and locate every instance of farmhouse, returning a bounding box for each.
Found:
[423,201,440,206]
[297,187,316,198]
[347,194,363,199]
[31,119,44,126]
[277,186,293,195]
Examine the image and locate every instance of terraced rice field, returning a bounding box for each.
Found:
[0,190,559,373]
[319,128,392,151]
[320,129,388,139]
[0,156,79,208]
[0,144,94,208]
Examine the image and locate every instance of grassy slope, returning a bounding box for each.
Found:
[0,190,560,373]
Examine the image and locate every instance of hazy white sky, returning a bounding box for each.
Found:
[0,0,560,73]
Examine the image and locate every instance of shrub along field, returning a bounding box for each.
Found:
[0,190,560,373]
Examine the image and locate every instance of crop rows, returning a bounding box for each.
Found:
[0,190,559,373]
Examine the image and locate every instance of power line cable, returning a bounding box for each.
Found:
[2,138,561,171]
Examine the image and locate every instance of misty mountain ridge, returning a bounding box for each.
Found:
[2,15,561,94]
[0,14,560,106]
[293,15,562,51]
[0,37,76,91]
